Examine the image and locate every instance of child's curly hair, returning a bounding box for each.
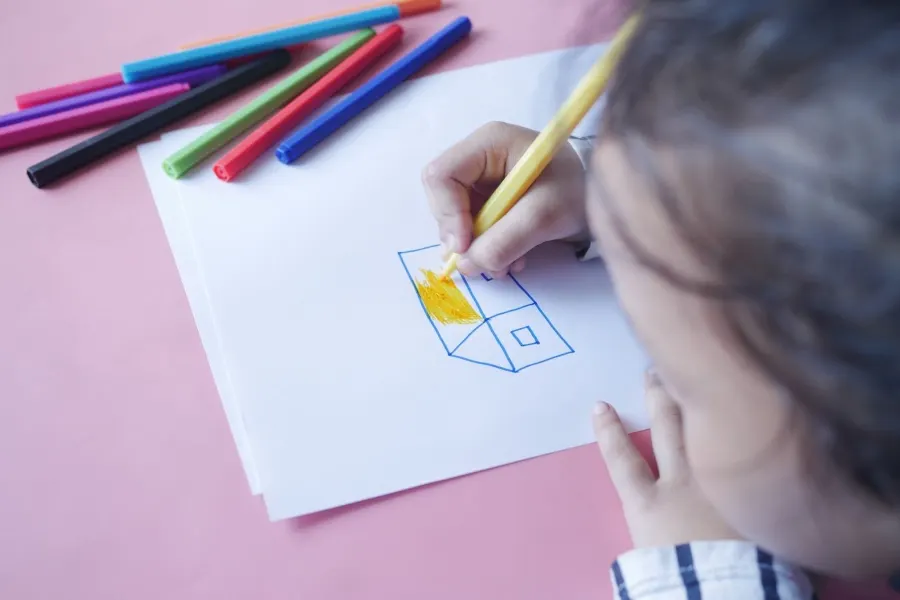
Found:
[601,0,900,504]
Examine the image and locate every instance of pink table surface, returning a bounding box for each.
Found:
[0,1,893,598]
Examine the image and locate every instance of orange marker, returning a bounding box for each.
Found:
[180,0,440,50]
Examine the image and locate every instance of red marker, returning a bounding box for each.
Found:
[213,24,403,182]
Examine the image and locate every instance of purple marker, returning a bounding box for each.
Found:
[0,64,226,128]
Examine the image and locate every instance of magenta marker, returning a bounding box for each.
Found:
[0,65,226,128]
[0,84,190,152]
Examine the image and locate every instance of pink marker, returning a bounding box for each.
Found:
[15,73,124,109]
[0,83,189,151]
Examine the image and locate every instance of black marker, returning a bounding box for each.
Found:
[27,50,291,189]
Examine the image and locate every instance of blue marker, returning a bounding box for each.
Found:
[275,16,472,164]
[121,6,401,83]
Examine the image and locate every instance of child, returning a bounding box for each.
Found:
[422,0,900,597]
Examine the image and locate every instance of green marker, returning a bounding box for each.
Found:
[163,28,376,179]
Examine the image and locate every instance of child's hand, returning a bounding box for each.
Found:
[593,371,741,548]
[422,122,588,277]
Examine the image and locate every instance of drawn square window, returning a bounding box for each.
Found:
[511,326,539,347]
[481,273,493,282]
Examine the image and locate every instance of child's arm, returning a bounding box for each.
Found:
[593,374,816,599]
[611,541,815,599]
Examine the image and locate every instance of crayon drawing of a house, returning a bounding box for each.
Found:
[398,244,574,373]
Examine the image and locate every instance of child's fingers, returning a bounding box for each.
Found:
[593,402,654,504]
[422,164,474,254]
[459,189,565,275]
[511,257,526,273]
[421,122,518,254]
[645,370,689,482]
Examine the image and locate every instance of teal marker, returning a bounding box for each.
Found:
[121,6,400,82]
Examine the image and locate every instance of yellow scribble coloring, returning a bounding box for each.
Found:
[414,269,482,325]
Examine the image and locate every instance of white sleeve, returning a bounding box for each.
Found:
[577,241,603,261]
[569,135,594,170]
[568,136,603,261]
[610,542,816,599]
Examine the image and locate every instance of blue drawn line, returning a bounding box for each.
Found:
[485,302,536,322]
[514,349,576,373]
[459,271,488,320]
[532,299,575,354]
[451,353,515,373]
[511,275,538,304]
[397,251,451,356]
[511,325,539,347]
[398,243,441,256]
[481,273,493,281]
[485,319,515,372]
[459,270,515,370]
[449,320,486,355]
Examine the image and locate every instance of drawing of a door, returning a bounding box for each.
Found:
[398,245,574,373]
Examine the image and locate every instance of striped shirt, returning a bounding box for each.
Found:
[609,542,816,599]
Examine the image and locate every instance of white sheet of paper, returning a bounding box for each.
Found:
[140,131,263,494]
[138,43,649,520]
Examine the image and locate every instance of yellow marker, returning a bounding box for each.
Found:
[440,14,640,279]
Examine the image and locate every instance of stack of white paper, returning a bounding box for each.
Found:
[138,43,648,521]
